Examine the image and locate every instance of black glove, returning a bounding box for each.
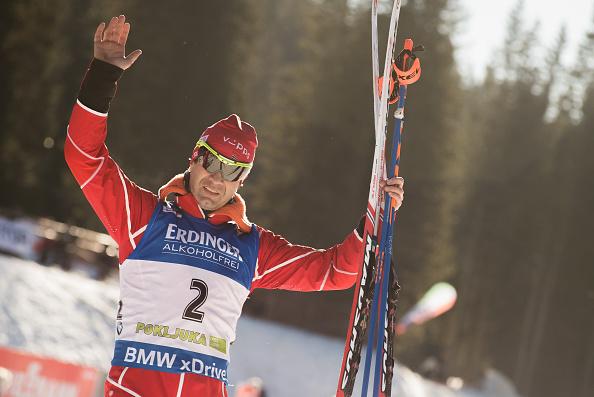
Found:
[78,58,124,113]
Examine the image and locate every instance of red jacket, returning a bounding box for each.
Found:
[65,59,363,396]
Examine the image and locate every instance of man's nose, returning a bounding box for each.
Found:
[210,170,224,182]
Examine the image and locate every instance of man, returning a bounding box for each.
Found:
[66,15,404,397]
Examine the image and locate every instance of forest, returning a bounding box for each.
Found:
[1,1,593,396]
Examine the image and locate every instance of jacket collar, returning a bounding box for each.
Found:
[159,173,252,233]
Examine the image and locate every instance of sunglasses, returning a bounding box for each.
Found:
[194,140,252,182]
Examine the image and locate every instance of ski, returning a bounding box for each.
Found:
[379,264,399,397]
[359,0,407,393]
[336,1,424,393]
[335,1,402,396]
[364,39,423,397]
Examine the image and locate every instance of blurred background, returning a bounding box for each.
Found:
[1,0,593,396]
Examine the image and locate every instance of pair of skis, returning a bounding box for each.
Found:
[336,1,422,396]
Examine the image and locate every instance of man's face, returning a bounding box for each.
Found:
[188,160,241,211]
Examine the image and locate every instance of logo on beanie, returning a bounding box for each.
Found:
[223,136,251,161]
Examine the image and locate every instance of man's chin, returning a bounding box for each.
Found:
[201,194,236,211]
[200,202,219,212]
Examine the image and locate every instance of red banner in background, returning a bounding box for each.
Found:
[0,346,100,397]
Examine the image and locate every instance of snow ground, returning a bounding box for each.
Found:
[0,255,522,397]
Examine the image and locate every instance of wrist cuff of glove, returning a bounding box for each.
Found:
[356,215,366,239]
[78,58,125,113]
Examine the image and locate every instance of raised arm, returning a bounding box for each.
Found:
[65,16,157,262]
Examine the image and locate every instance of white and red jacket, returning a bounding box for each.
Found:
[65,59,363,396]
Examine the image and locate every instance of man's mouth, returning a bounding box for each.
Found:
[204,185,219,195]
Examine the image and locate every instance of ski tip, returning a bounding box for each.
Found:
[235,377,264,397]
